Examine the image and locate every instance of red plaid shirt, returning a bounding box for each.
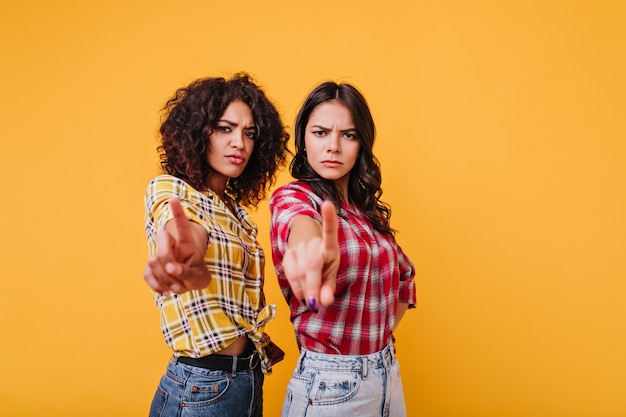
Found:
[270,182,416,355]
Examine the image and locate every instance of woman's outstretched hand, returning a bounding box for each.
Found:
[282,201,339,312]
[143,197,211,296]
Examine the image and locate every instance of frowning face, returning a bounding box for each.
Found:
[206,99,257,191]
[304,100,361,198]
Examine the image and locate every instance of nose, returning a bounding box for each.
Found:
[326,135,340,153]
[231,130,245,149]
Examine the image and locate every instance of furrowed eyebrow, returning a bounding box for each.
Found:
[217,119,257,130]
[309,124,356,133]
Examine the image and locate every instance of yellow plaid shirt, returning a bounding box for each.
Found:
[144,175,276,374]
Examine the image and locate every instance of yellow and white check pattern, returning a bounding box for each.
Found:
[144,175,277,374]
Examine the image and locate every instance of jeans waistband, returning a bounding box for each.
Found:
[297,341,396,373]
[176,352,259,372]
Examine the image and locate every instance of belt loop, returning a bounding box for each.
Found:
[231,355,238,377]
[296,350,306,374]
[388,340,396,364]
[361,356,368,380]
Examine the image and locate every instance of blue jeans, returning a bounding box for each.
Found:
[149,356,264,417]
[281,342,406,417]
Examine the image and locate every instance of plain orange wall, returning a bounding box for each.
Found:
[1,1,625,416]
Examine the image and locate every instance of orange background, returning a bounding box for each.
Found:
[1,1,625,416]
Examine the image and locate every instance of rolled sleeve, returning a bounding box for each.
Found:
[269,183,322,256]
[397,244,417,308]
[144,175,214,249]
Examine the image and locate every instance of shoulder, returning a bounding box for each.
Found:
[272,181,311,195]
[144,175,212,218]
[145,175,207,201]
[146,175,193,194]
[270,181,321,206]
[269,181,325,226]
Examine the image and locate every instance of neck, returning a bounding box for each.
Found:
[333,179,350,203]
[207,175,227,199]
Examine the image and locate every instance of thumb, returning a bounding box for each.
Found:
[165,261,184,277]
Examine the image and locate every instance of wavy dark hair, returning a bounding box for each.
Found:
[158,73,290,208]
[291,82,394,236]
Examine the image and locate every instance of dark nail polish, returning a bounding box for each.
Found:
[307,297,318,313]
[300,298,307,307]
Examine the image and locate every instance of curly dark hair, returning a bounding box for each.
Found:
[290,81,394,236]
[157,73,290,208]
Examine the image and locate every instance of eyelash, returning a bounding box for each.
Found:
[216,126,256,138]
[313,131,356,140]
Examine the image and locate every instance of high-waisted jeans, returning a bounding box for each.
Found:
[281,342,406,417]
[148,356,263,417]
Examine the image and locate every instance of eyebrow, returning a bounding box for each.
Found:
[217,119,257,130]
[310,124,356,133]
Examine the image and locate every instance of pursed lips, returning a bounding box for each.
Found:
[226,154,245,164]
[321,159,342,165]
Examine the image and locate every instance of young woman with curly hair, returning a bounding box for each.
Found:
[269,82,416,416]
[143,73,289,417]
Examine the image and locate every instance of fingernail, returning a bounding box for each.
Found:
[300,298,307,307]
[307,297,318,313]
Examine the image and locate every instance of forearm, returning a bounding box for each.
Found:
[393,302,409,332]
[287,215,322,247]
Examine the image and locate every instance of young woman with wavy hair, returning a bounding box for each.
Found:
[143,73,289,417]
[270,81,416,416]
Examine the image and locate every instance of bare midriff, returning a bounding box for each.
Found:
[216,335,250,356]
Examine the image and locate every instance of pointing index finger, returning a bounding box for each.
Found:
[319,200,339,306]
[168,197,193,243]
[320,200,339,252]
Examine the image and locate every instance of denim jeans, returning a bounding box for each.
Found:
[149,356,264,417]
[281,342,406,417]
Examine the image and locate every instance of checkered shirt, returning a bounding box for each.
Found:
[270,181,416,355]
[144,175,277,374]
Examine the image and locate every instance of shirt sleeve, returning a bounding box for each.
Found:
[396,242,417,308]
[269,182,322,257]
[144,175,214,254]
